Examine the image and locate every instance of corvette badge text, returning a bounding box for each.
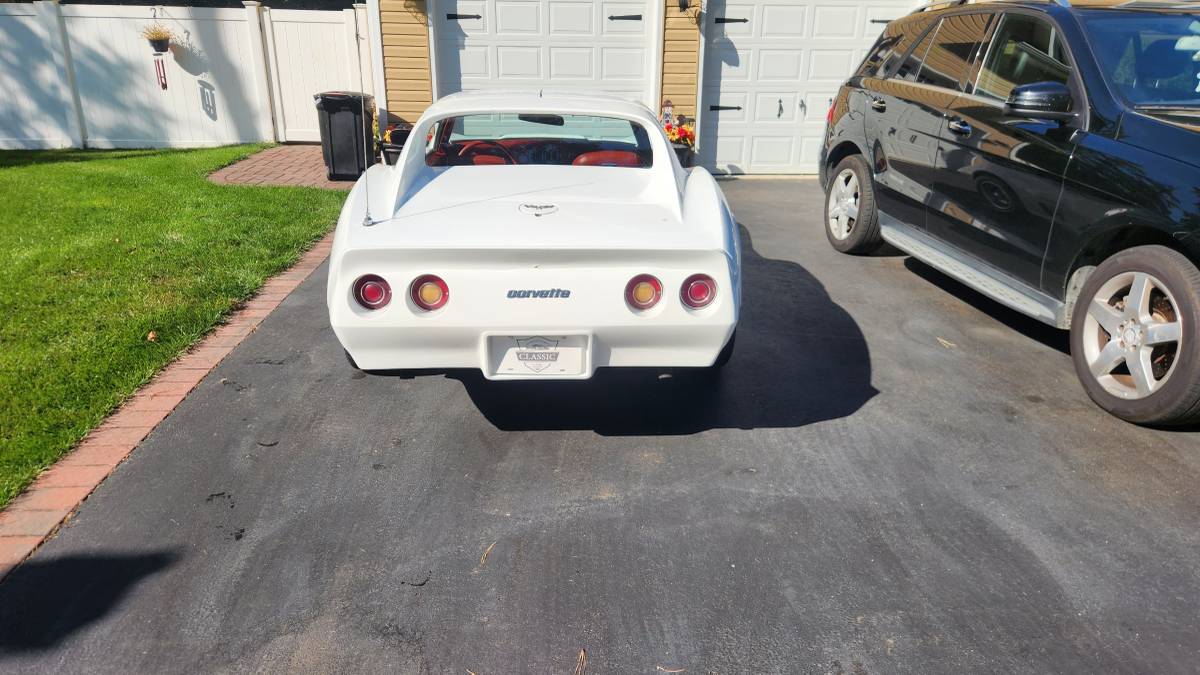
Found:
[507,289,571,298]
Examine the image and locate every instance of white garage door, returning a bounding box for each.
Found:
[698,0,918,174]
[433,0,657,106]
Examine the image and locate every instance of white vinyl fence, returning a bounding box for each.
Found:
[0,1,378,149]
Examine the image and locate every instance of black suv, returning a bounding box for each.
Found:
[820,0,1200,425]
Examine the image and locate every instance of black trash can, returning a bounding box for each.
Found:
[314,91,376,180]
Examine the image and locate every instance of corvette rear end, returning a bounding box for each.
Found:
[326,92,739,380]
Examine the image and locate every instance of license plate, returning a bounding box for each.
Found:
[490,335,586,376]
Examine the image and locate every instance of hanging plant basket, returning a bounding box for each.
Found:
[141,23,174,54]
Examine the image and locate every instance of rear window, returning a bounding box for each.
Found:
[425,113,654,168]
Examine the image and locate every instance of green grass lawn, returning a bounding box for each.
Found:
[0,146,346,509]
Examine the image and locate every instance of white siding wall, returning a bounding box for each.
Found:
[0,3,78,148]
[0,1,378,149]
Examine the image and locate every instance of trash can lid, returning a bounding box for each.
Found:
[314,91,375,110]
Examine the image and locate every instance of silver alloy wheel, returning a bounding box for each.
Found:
[1082,270,1183,399]
[827,168,860,241]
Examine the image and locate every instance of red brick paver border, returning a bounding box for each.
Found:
[208,145,354,190]
[0,235,335,582]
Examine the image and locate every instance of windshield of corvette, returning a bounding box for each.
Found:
[1084,13,1200,108]
[425,113,654,167]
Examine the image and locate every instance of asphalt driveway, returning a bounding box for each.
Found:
[2,179,1198,673]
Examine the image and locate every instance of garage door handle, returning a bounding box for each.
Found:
[446,13,481,20]
[608,14,642,20]
[715,17,749,23]
[709,105,742,111]
[870,98,887,112]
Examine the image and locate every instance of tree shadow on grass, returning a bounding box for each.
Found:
[0,148,199,169]
[0,550,178,653]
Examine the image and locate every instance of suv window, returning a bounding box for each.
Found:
[1083,14,1200,107]
[867,18,935,78]
[916,13,994,91]
[894,21,939,82]
[975,14,1070,100]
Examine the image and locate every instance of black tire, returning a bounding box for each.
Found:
[712,331,736,369]
[1069,245,1200,426]
[824,154,882,255]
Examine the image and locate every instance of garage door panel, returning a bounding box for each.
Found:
[497,46,541,78]
[751,136,795,166]
[808,50,855,81]
[710,48,752,80]
[811,5,859,38]
[711,136,747,172]
[455,46,490,78]
[496,2,540,34]
[757,50,804,81]
[549,2,593,34]
[753,92,799,123]
[761,5,807,38]
[550,47,592,78]
[602,48,645,79]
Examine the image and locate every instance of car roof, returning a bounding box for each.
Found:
[420,90,659,124]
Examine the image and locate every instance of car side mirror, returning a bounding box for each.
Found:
[1004,81,1076,122]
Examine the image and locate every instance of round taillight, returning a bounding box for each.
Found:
[353,274,391,310]
[681,274,716,309]
[410,274,449,311]
[625,274,662,310]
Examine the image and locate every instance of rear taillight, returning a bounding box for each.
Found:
[353,275,391,310]
[625,274,662,310]
[410,274,449,311]
[826,99,835,125]
[681,274,716,309]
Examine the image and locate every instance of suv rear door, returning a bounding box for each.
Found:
[860,15,948,229]
[927,11,1079,289]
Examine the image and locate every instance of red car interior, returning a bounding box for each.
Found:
[427,138,652,168]
[572,151,642,167]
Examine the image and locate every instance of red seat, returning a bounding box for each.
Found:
[470,154,508,165]
[572,151,641,167]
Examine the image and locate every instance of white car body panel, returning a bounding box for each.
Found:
[327,91,740,380]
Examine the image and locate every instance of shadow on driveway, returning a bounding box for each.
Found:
[0,550,178,653]
[375,225,879,435]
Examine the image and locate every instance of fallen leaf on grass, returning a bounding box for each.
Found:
[936,337,956,349]
[147,331,158,342]
[480,541,496,566]
[573,649,587,675]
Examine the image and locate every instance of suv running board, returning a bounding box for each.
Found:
[879,214,1065,327]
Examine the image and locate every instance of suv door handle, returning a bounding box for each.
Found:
[947,119,972,135]
[870,97,886,112]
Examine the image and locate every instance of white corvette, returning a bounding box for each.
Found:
[327,91,740,380]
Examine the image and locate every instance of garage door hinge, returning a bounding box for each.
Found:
[608,14,643,20]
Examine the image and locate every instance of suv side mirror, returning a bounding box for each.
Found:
[1004,81,1076,122]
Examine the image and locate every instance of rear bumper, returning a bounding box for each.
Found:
[336,321,736,380]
